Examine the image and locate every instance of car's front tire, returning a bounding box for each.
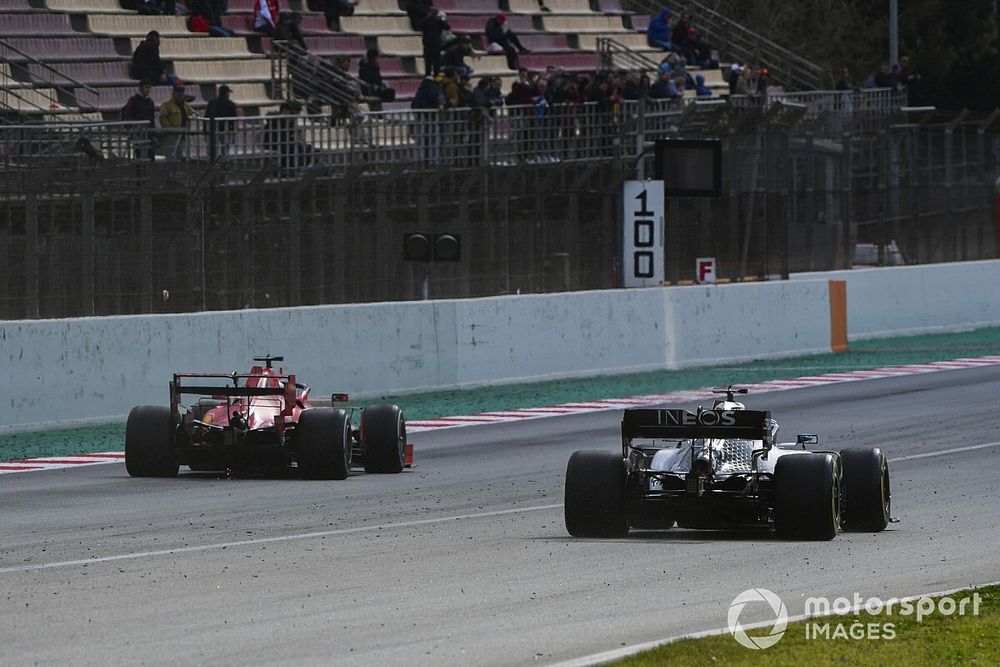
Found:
[361,403,406,474]
[125,405,179,478]
[297,408,351,480]
[774,453,840,540]
[564,450,629,538]
[840,447,890,532]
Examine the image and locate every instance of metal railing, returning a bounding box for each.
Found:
[596,36,662,73]
[0,39,101,122]
[624,0,827,90]
[0,89,909,173]
[269,40,370,112]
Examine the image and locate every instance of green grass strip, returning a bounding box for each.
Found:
[613,584,1000,666]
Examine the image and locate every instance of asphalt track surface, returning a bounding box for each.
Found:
[3,366,1000,666]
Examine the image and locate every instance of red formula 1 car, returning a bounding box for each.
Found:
[125,355,412,479]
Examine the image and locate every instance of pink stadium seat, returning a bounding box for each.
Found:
[0,13,76,35]
[28,60,133,86]
[520,52,595,72]
[629,14,649,31]
[597,0,628,14]
[3,37,121,61]
[517,34,570,52]
[391,76,421,99]
[434,0,500,15]
[0,0,42,11]
[260,35,366,55]
[224,12,331,34]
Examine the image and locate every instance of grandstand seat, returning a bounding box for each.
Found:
[354,0,406,14]
[541,15,626,32]
[3,37,121,61]
[43,0,128,13]
[0,13,77,35]
[467,54,514,75]
[576,33,653,51]
[520,52,593,72]
[509,0,594,14]
[221,13,331,35]
[87,15,191,36]
[259,35,366,55]
[377,35,422,56]
[446,13,539,34]
[434,0,499,14]
[339,15,414,34]
[515,34,570,52]
[596,0,628,14]
[27,60,133,86]
[143,36,255,59]
[173,59,273,83]
[96,82,191,111]
[1,0,45,11]
[217,82,274,106]
[629,15,650,31]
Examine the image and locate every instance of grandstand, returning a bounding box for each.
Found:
[0,0,736,121]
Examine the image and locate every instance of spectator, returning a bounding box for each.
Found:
[404,0,433,31]
[506,68,538,105]
[485,13,529,71]
[421,7,449,77]
[131,31,176,85]
[621,71,644,100]
[411,75,445,165]
[685,28,715,68]
[121,79,157,160]
[274,11,307,48]
[670,12,691,54]
[485,75,505,110]
[358,48,396,105]
[870,62,900,89]
[316,0,356,31]
[254,0,280,35]
[694,73,712,97]
[439,67,461,107]
[646,8,674,51]
[189,0,235,35]
[734,65,753,95]
[834,65,853,90]
[264,100,313,176]
[472,76,492,108]
[756,67,770,95]
[650,69,673,99]
[442,34,475,79]
[159,84,195,159]
[206,84,238,156]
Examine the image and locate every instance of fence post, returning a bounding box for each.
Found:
[25,192,39,318]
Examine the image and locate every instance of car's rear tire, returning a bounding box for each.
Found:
[361,403,406,474]
[125,405,179,478]
[297,408,351,480]
[564,450,629,538]
[773,453,840,540]
[840,447,890,532]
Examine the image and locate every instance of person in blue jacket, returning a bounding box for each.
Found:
[646,8,675,51]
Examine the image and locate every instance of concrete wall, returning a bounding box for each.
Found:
[792,260,1000,339]
[1,281,832,431]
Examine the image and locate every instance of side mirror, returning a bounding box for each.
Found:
[797,434,819,449]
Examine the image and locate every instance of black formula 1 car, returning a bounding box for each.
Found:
[125,355,412,479]
[564,388,891,540]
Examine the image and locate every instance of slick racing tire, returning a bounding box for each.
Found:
[840,447,890,532]
[297,408,352,480]
[361,403,406,474]
[125,405,179,478]
[773,453,840,540]
[564,450,629,538]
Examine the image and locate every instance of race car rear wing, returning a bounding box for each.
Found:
[622,409,773,452]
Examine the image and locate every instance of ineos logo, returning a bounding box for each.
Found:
[657,410,737,426]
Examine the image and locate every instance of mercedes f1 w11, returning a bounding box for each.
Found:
[564,388,891,540]
[125,355,412,479]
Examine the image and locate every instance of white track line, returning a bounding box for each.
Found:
[551,579,1000,667]
[0,503,563,575]
[891,441,1000,462]
[5,355,1000,474]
